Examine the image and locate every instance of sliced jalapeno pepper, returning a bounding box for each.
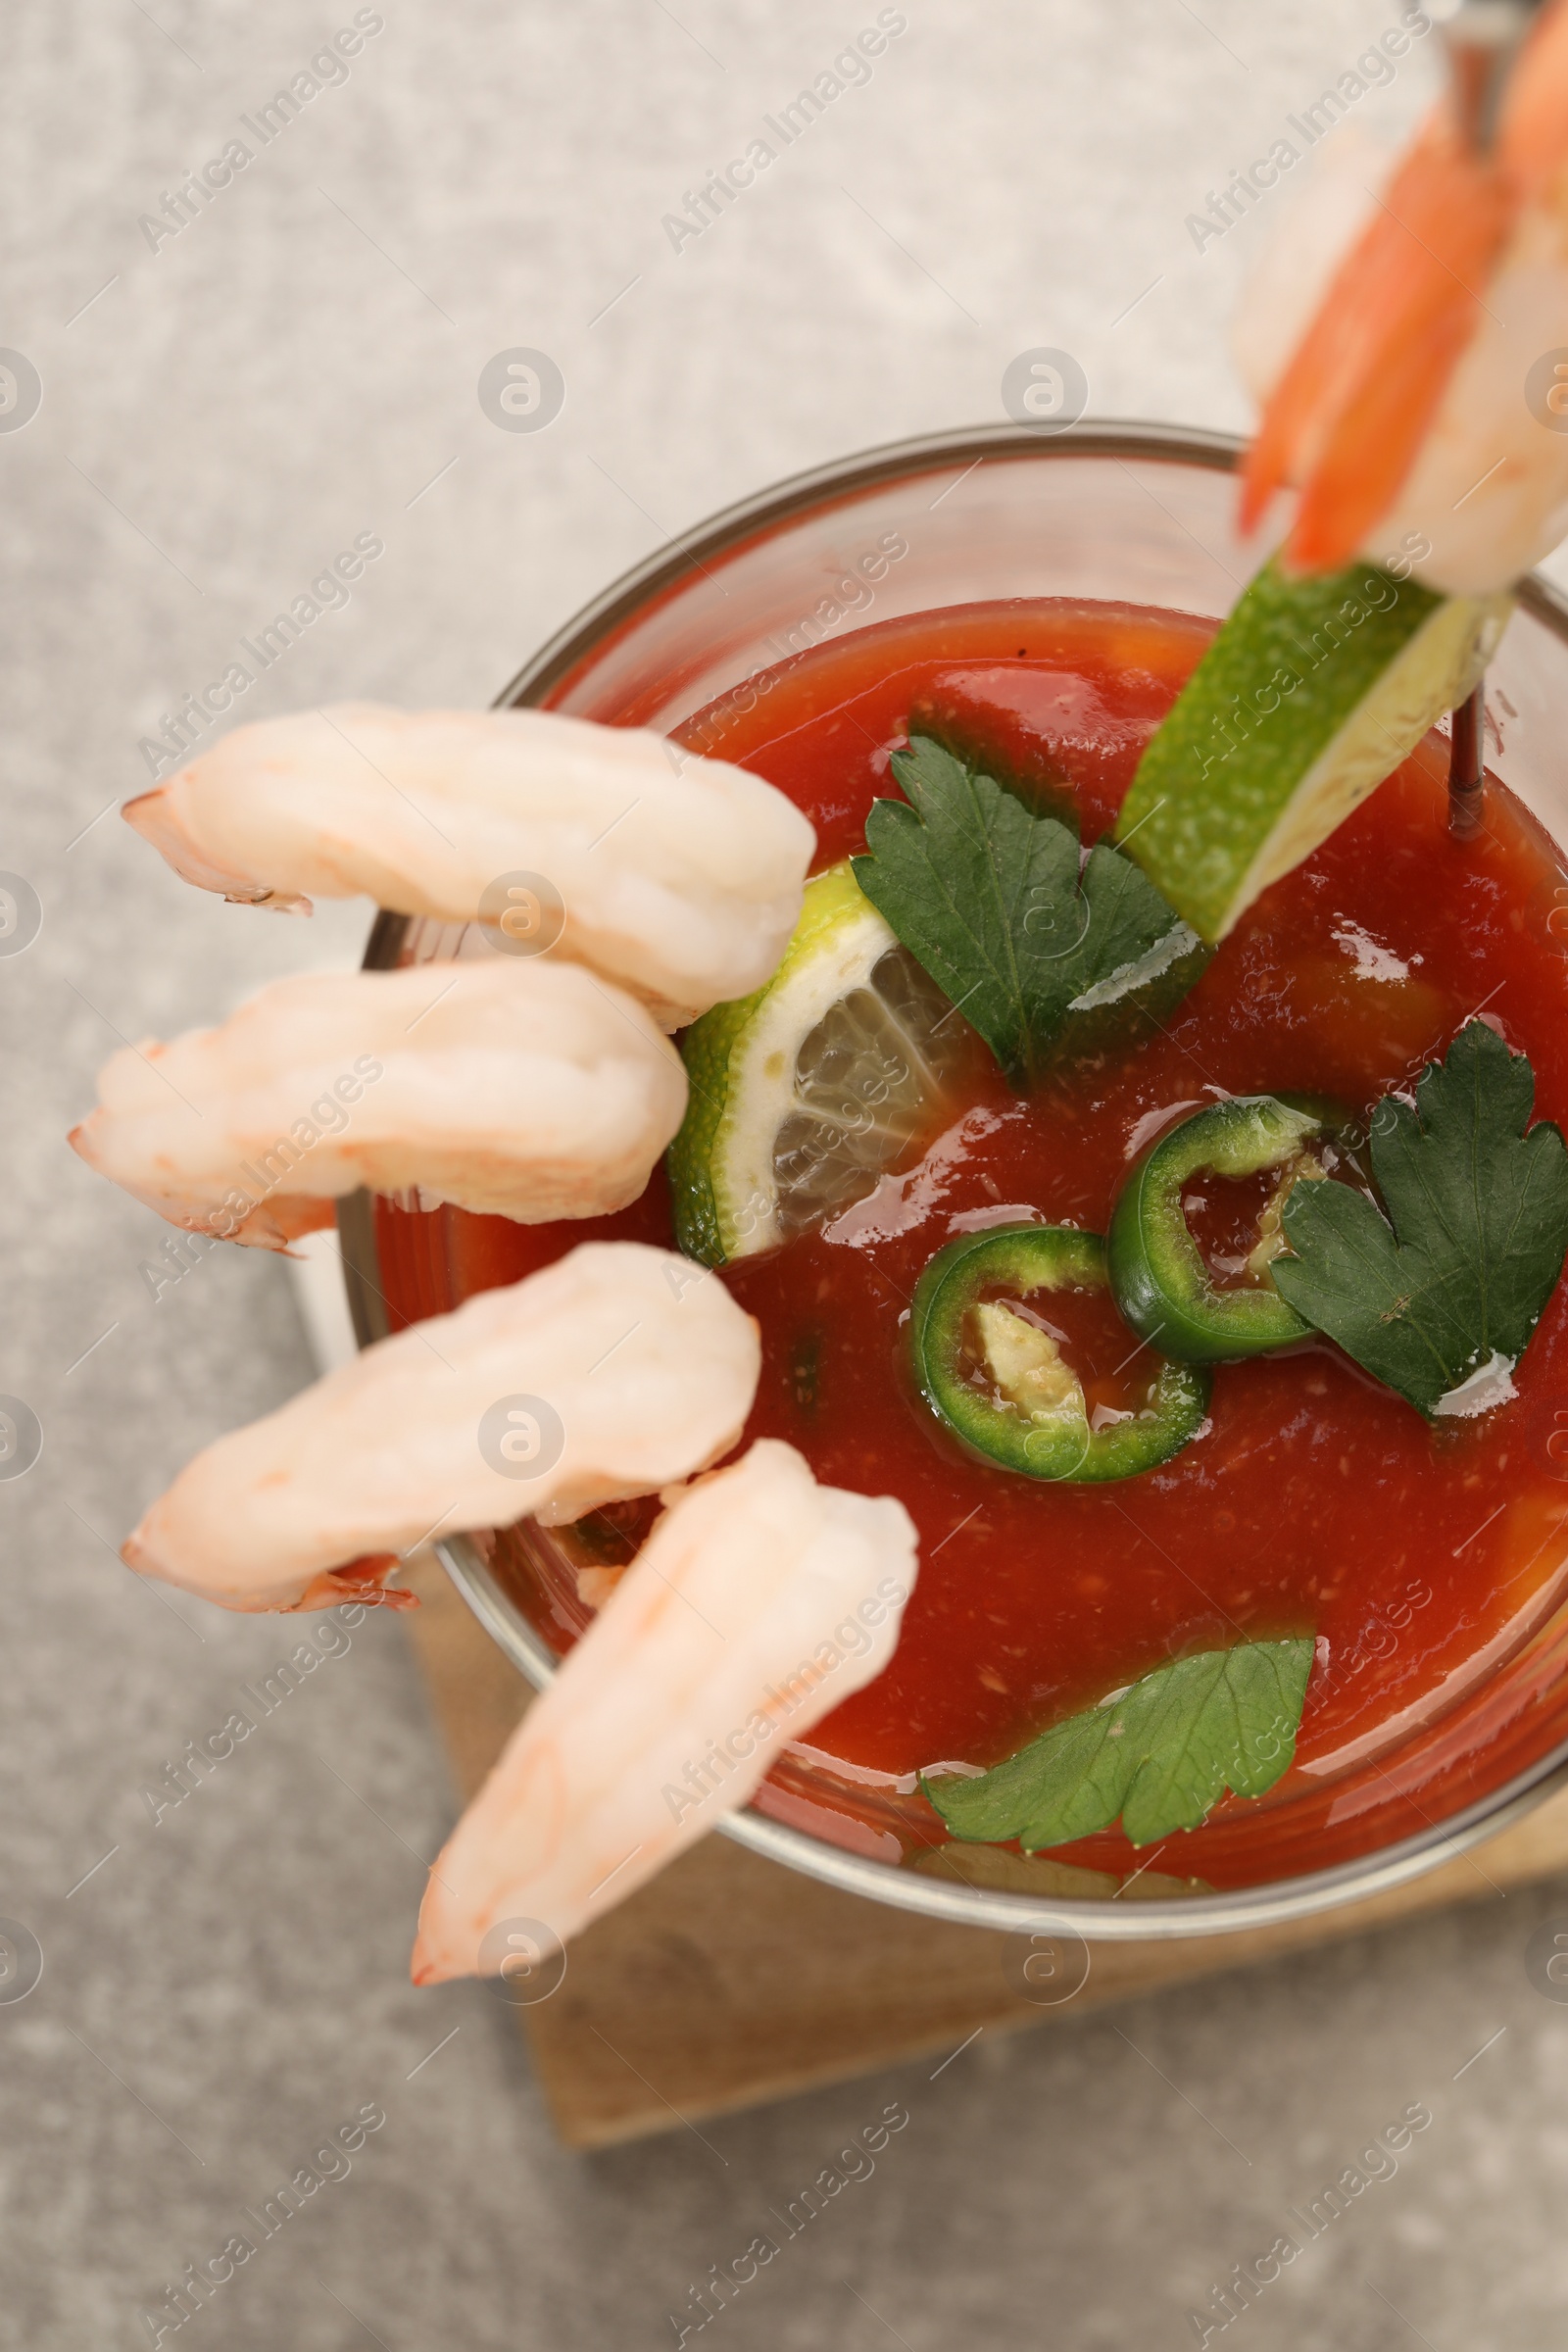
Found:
[910,1223,1209,1484]
[1107,1095,1351,1363]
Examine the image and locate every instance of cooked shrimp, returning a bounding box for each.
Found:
[1236,0,1568,592]
[124,705,816,1028]
[122,1243,760,1613]
[69,960,686,1250]
[410,1439,917,1981]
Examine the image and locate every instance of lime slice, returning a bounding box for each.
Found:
[1116,559,1514,942]
[669,860,962,1265]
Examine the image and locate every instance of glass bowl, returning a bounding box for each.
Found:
[338,420,1568,1941]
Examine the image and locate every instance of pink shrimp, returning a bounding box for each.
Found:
[69,959,686,1249]
[123,1244,760,1614]
[411,1440,918,1981]
[123,705,815,1029]
[1239,0,1568,591]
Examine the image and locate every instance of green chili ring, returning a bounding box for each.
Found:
[1107,1094,1352,1364]
[910,1223,1210,1484]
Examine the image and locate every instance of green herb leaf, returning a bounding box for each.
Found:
[851,735,1205,1089]
[921,1639,1314,1850]
[1272,1021,1568,1418]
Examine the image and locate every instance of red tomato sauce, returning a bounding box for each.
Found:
[376,600,1568,1888]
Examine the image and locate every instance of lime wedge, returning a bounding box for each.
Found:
[669,860,962,1265]
[1116,559,1513,942]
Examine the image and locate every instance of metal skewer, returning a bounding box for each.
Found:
[1443,0,1545,149]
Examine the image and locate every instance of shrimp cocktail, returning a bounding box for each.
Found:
[73,3,1568,1974]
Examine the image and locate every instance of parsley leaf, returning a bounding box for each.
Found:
[1273,1021,1568,1419]
[851,735,1206,1089]
[921,1640,1313,1850]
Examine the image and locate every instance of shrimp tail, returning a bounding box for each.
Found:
[119,1535,417,1614]
[122,785,313,912]
[290,1558,420,1613]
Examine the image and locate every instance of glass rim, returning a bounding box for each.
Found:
[340,417,1568,1943]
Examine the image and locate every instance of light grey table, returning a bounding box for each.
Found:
[5,2,1566,2344]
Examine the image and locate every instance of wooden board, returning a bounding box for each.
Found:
[399,1551,1568,2150]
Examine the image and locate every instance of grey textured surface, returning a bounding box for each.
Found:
[5,1,1568,2345]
